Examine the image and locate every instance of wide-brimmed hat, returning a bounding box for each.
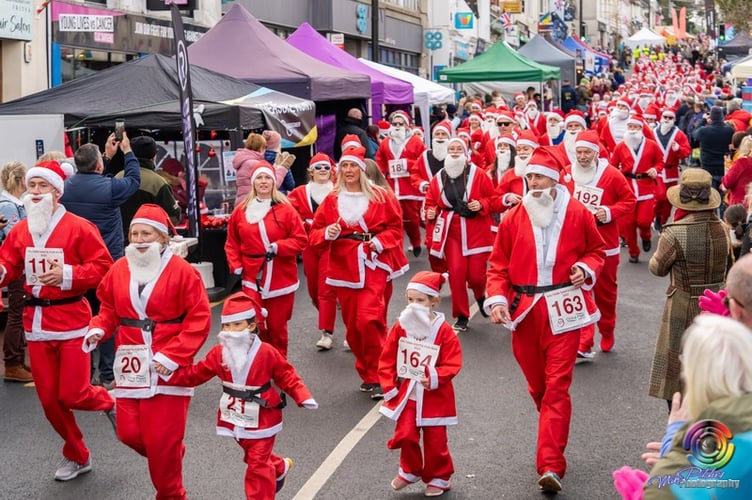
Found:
[666,168,721,211]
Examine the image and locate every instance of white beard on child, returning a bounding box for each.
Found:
[399,303,433,339]
[219,329,254,373]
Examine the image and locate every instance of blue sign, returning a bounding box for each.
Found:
[454,40,470,60]
[433,65,447,82]
[356,4,368,33]
[424,31,443,50]
[454,12,474,30]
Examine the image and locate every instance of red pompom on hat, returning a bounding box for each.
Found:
[130,203,177,236]
[221,291,268,324]
[406,271,448,297]
[26,160,73,195]
[564,110,587,128]
[340,133,363,151]
[249,160,276,184]
[516,130,540,149]
[575,130,600,153]
[390,110,412,127]
[309,152,334,170]
[432,121,452,137]
[339,145,367,171]
[525,147,562,181]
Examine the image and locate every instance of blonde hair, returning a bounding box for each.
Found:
[681,315,752,418]
[37,151,67,162]
[738,136,752,158]
[0,161,27,194]
[239,172,290,209]
[244,133,266,152]
[334,161,385,203]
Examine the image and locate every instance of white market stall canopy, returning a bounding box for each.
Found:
[732,56,752,80]
[626,28,666,49]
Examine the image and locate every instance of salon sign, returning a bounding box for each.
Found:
[0,0,33,41]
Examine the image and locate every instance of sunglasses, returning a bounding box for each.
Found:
[310,165,331,171]
[391,122,406,127]
[497,122,512,126]
[662,115,674,119]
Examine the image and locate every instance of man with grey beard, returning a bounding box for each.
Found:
[0,161,115,481]
[484,147,605,494]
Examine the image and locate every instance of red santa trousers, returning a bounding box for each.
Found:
[445,219,488,319]
[244,288,296,359]
[620,198,655,258]
[383,279,393,326]
[116,395,191,500]
[387,400,453,489]
[27,339,114,464]
[400,199,423,249]
[511,300,579,477]
[301,246,336,333]
[654,180,675,226]
[237,436,287,500]
[334,267,388,384]
[578,254,619,352]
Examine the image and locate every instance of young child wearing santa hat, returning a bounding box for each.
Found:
[377,271,463,497]
[169,292,318,499]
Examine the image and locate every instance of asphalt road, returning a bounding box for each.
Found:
[0,239,670,500]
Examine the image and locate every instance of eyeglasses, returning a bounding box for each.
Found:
[497,122,512,126]
[391,122,406,127]
[310,165,331,171]
[723,295,746,310]
[662,116,674,120]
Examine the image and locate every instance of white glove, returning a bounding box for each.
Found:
[671,142,679,152]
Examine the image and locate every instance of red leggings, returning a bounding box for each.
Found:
[237,437,287,500]
[620,198,655,258]
[400,199,423,249]
[243,288,296,359]
[445,218,488,318]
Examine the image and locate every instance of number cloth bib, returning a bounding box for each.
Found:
[25,248,64,286]
[397,337,440,381]
[572,184,604,213]
[389,159,409,179]
[544,286,591,334]
[219,393,260,428]
[114,344,151,388]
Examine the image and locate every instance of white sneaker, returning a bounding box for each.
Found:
[343,339,351,351]
[575,350,595,364]
[316,331,333,350]
[54,457,92,481]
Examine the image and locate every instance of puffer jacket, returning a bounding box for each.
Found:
[233,148,265,205]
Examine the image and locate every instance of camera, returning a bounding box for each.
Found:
[454,201,477,219]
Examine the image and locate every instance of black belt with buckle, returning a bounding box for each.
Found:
[25,295,84,307]
[222,382,287,410]
[341,232,374,242]
[509,282,572,314]
[120,316,184,332]
[623,172,648,180]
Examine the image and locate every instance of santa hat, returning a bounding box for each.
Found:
[221,292,267,324]
[470,100,483,111]
[250,161,276,184]
[643,103,660,120]
[432,121,452,137]
[514,92,526,101]
[496,134,516,148]
[406,271,448,297]
[525,100,538,108]
[377,120,391,133]
[130,203,177,236]
[341,134,363,151]
[661,108,676,119]
[575,130,600,153]
[412,126,424,137]
[516,130,539,149]
[391,110,412,126]
[547,110,565,122]
[339,145,367,171]
[564,110,587,128]
[626,115,644,128]
[447,137,469,158]
[616,96,632,108]
[468,112,483,123]
[484,111,498,119]
[26,160,74,195]
[457,128,471,144]
[496,111,515,123]
[525,147,561,181]
[308,152,334,171]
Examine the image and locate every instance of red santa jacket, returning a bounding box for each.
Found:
[309,187,407,287]
[410,150,444,195]
[378,313,461,427]
[0,208,113,341]
[525,111,547,137]
[650,126,691,184]
[87,250,211,398]
[287,183,330,232]
[485,186,606,331]
[424,165,495,259]
[225,202,307,299]
[610,137,665,200]
[490,167,528,214]
[170,336,314,439]
[375,134,427,201]
[561,159,637,256]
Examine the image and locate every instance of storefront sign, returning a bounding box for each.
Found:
[454,12,473,30]
[0,0,33,41]
[328,32,344,49]
[454,40,470,60]
[502,1,522,14]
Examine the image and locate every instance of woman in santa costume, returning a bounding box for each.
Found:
[310,145,406,398]
[424,137,495,332]
[288,153,338,351]
[84,204,211,500]
[378,271,462,497]
[170,292,318,500]
[225,162,308,358]
[486,134,517,190]
[489,131,538,218]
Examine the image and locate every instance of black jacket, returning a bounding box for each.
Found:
[693,120,735,176]
[333,117,371,161]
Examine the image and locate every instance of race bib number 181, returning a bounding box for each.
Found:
[389,159,409,178]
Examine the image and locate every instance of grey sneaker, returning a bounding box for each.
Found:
[576,350,595,364]
[54,457,92,481]
[538,470,562,493]
[316,331,333,351]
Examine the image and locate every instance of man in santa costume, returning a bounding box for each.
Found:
[491,131,538,214]
[84,203,211,499]
[484,147,605,493]
[561,131,636,360]
[599,97,632,155]
[610,115,665,263]
[524,100,547,137]
[0,161,115,482]
[378,271,462,497]
[651,108,691,230]
[556,111,588,167]
[539,111,565,146]
[169,292,318,499]
[375,110,428,257]
[512,92,527,113]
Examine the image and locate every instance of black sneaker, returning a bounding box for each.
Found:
[476,297,489,318]
[629,256,639,264]
[370,386,384,400]
[105,406,117,435]
[642,238,651,252]
[412,246,422,258]
[452,316,469,332]
[653,218,662,232]
[359,382,379,393]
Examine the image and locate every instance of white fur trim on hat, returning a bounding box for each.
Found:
[516,138,539,149]
[26,166,64,194]
[221,310,256,323]
[525,163,559,181]
[406,282,440,297]
[575,139,599,152]
[341,139,361,150]
[131,217,168,234]
[432,122,452,137]
[565,114,587,128]
[250,165,276,183]
[308,160,331,170]
[447,137,469,158]
[339,154,366,171]
[626,117,643,128]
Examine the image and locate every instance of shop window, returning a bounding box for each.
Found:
[60,47,129,83]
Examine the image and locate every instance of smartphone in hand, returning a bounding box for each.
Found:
[115,118,125,141]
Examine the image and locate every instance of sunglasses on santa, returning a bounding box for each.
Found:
[497,121,512,126]
[309,165,331,171]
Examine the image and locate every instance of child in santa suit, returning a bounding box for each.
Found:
[378,271,463,497]
[169,293,318,500]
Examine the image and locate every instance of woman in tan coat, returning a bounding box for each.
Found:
[648,168,730,409]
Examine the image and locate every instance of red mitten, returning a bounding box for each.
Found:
[698,288,729,316]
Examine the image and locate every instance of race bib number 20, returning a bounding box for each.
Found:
[114,344,151,389]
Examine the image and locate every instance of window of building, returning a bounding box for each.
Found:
[382,0,419,11]
[368,44,420,74]
[59,47,130,84]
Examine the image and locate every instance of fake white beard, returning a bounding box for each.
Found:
[546,123,563,138]
[623,130,644,149]
[309,181,333,205]
[443,155,466,179]
[572,161,597,185]
[125,242,163,285]
[390,127,406,144]
[563,131,578,156]
[496,150,511,173]
[527,109,539,120]
[338,191,369,225]
[484,119,496,132]
[487,125,500,139]
[514,154,530,177]
[245,198,272,224]
[432,139,448,161]
[613,109,629,120]
[659,120,674,135]
[399,303,433,339]
[523,188,555,228]
[23,192,54,235]
[219,329,254,373]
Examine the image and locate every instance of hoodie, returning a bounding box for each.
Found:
[233,148,265,205]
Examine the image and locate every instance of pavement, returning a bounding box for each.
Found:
[0,235,670,499]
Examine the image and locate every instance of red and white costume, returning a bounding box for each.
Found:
[225,199,307,358]
[86,246,211,500]
[484,176,605,478]
[0,204,114,469]
[651,119,691,226]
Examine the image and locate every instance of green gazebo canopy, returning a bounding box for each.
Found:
[439,41,561,82]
